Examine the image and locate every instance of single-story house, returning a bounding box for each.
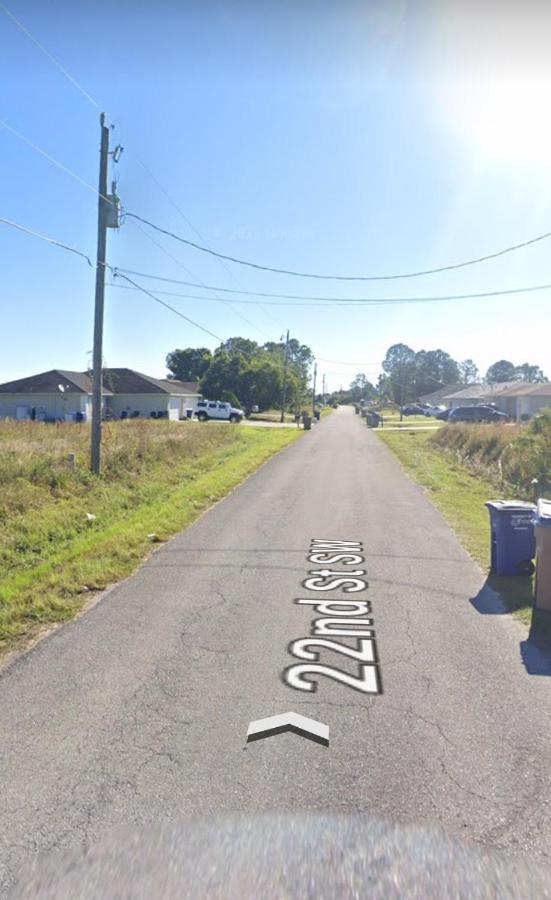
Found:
[442,382,519,409]
[0,368,201,422]
[104,368,201,420]
[417,384,464,406]
[0,369,112,422]
[490,383,551,421]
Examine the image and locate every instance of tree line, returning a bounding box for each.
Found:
[326,344,547,406]
[166,337,313,413]
[166,337,546,411]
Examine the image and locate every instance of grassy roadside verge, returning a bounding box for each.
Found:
[377,430,534,623]
[0,421,300,655]
[247,406,335,423]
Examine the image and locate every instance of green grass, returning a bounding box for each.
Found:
[381,415,442,428]
[247,409,296,423]
[377,430,534,623]
[0,419,300,654]
[363,407,442,428]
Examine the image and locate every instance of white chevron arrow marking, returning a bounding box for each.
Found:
[246,711,329,746]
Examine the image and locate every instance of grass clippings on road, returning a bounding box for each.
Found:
[377,429,534,623]
[0,419,300,655]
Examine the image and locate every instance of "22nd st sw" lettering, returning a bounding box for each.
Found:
[283,539,382,695]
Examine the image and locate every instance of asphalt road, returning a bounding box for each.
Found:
[2,406,551,894]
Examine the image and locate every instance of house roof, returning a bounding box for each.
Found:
[0,368,200,397]
[103,368,200,395]
[443,382,518,401]
[417,384,464,404]
[0,369,113,395]
[491,382,551,398]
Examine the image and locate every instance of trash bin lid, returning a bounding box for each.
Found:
[485,500,536,513]
[536,499,551,527]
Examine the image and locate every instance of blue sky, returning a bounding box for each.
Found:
[1,0,550,391]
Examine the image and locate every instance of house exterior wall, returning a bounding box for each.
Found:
[107,393,170,418]
[177,394,201,418]
[448,395,480,408]
[168,397,179,421]
[493,396,518,418]
[519,395,551,419]
[0,392,89,420]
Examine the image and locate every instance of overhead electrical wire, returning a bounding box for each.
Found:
[111,272,298,373]
[0,215,95,266]
[0,118,112,203]
[0,2,100,109]
[112,271,226,343]
[0,216,296,368]
[110,271,551,306]
[123,211,551,282]
[126,216,273,340]
[135,159,286,334]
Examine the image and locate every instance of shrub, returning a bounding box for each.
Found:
[429,411,551,498]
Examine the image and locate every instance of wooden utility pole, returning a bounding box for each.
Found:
[91,114,110,474]
[280,329,290,423]
[312,361,317,415]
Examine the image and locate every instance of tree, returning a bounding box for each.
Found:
[382,343,416,406]
[459,359,479,385]
[412,349,460,396]
[170,334,313,414]
[216,337,260,358]
[514,363,548,383]
[200,351,246,405]
[486,360,517,383]
[349,373,377,403]
[166,348,212,382]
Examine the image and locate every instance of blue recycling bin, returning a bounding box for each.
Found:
[485,501,536,576]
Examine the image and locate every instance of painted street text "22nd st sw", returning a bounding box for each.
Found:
[283,539,382,695]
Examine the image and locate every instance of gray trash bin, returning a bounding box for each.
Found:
[535,499,551,610]
[303,415,312,430]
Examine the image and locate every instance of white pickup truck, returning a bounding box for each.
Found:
[193,399,244,423]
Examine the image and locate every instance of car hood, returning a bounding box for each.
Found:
[9,813,551,899]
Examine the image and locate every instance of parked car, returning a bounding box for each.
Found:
[423,405,446,417]
[435,407,452,421]
[194,400,244,423]
[448,405,509,424]
[401,404,425,416]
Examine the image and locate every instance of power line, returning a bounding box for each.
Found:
[0,216,293,367]
[0,118,112,203]
[110,270,551,306]
[0,215,380,375]
[135,160,285,333]
[112,271,298,374]
[0,2,100,109]
[126,215,273,340]
[0,215,95,266]
[123,210,551,282]
[112,271,225,342]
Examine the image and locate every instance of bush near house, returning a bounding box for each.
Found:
[428,410,551,497]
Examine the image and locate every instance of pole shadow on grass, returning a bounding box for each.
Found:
[470,575,551,676]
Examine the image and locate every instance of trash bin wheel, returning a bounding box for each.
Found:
[517,559,536,576]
